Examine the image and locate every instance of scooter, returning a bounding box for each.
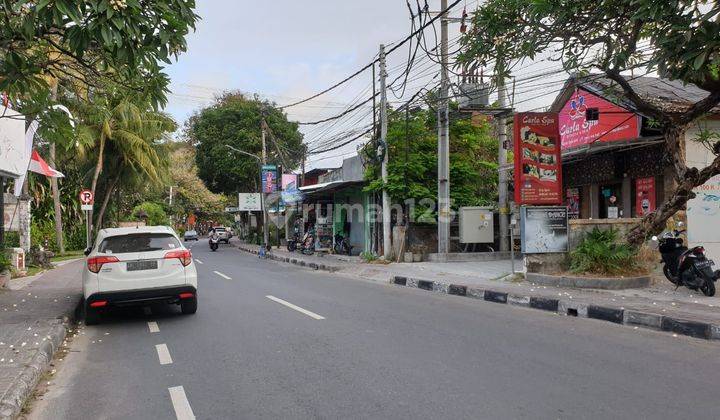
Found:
[652,223,719,296]
[209,235,219,252]
[333,233,353,255]
[301,228,315,255]
[287,225,301,252]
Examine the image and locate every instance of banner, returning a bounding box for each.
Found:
[281,174,297,190]
[513,112,563,205]
[238,193,262,211]
[635,177,656,216]
[566,188,580,219]
[261,164,277,193]
[520,206,568,253]
[559,90,639,150]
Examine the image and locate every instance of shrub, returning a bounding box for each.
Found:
[360,251,377,262]
[569,227,639,276]
[0,251,12,273]
[2,231,20,248]
[132,202,169,226]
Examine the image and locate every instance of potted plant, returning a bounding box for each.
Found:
[0,251,12,288]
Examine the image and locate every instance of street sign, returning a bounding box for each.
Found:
[520,206,568,253]
[225,206,239,213]
[79,189,94,205]
[81,204,93,211]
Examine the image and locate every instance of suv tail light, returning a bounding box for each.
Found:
[694,247,706,256]
[165,249,192,266]
[87,256,120,273]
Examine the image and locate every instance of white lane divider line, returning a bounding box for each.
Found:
[148,321,160,333]
[168,386,195,420]
[266,295,326,320]
[156,344,173,365]
[214,271,231,280]
[194,259,203,265]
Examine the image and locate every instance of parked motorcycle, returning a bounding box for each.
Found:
[287,225,301,252]
[209,235,219,252]
[333,233,353,255]
[652,223,719,296]
[301,228,315,255]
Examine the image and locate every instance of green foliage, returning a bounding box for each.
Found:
[0,252,11,273]
[458,1,720,92]
[132,202,169,226]
[363,106,498,218]
[360,251,378,262]
[569,228,639,275]
[2,232,20,249]
[187,93,305,195]
[0,0,199,109]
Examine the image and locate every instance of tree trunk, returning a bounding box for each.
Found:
[94,174,119,232]
[49,142,65,253]
[626,126,720,246]
[89,134,106,236]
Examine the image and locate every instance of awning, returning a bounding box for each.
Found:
[299,180,365,197]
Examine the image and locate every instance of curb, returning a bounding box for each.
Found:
[391,275,720,342]
[237,245,343,273]
[526,272,651,290]
[0,305,78,420]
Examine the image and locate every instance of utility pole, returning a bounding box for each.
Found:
[260,119,269,248]
[49,83,64,253]
[497,73,510,252]
[379,44,392,260]
[437,0,450,258]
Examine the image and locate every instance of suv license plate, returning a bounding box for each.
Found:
[127,260,158,271]
[697,260,714,269]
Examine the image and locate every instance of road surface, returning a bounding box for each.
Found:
[28,240,720,419]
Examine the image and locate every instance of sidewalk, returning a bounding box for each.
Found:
[0,260,83,419]
[239,243,720,341]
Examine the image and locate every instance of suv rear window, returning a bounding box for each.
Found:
[98,233,181,254]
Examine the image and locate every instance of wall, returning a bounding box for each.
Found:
[686,119,720,261]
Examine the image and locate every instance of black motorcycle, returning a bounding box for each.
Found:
[209,235,219,252]
[653,225,718,296]
[287,225,301,252]
[333,233,353,255]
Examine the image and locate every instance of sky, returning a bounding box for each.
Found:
[164,1,569,170]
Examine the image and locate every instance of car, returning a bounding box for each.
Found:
[82,226,198,325]
[183,229,199,241]
[212,226,230,244]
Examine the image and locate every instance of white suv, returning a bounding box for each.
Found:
[82,226,198,325]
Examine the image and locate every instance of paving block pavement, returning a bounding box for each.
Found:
[0,260,83,419]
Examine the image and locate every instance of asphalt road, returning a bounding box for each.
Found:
[28,240,720,420]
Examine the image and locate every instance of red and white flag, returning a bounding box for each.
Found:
[28,150,64,178]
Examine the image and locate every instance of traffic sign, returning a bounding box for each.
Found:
[79,189,94,205]
[81,204,93,211]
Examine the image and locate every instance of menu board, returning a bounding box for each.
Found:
[513,113,563,205]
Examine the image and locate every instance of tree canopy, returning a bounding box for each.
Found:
[364,105,498,220]
[186,93,305,195]
[459,0,720,244]
[0,0,198,110]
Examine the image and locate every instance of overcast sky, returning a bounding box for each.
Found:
[164,1,568,170]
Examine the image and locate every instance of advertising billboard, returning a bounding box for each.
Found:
[520,206,569,254]
[513,112,563,205]
[559,90,639,150]
[238,193,262,211]
[261,165,277,193]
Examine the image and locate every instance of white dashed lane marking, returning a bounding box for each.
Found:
[213,271,231,280]
[194,259,203,264]
[148,322,160,333]
[266,295,326,320]
[168,386,195,420]
[156,344,173,365]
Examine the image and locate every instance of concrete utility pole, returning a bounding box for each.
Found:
[379,44,392,260]
[437,0,450,257]
[260,120,269,247]
[497,75,510,252]
[49,83,64,253]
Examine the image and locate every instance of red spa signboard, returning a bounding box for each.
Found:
[559,90,640,150]
[514,112,563,205]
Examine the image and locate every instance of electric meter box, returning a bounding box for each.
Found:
[459,206,494,244]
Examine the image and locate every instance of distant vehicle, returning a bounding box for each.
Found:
[183,229,199,241]
[211,227,230,244]
[82,226,198,325]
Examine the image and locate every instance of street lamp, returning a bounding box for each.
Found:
[225,144,269,248]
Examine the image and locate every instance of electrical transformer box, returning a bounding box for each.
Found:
[459,206,494,244]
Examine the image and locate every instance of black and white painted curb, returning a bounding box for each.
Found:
[392,275,720,341]
[0,316,73,420]
[237,245,343,273]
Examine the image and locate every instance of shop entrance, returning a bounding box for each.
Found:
[599,183,622,219]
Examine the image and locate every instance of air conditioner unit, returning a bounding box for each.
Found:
[458,83,489,109]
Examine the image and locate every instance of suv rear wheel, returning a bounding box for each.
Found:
[181,297,197,314]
